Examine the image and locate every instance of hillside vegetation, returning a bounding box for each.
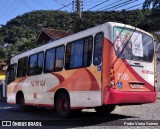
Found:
[0,10,159,61]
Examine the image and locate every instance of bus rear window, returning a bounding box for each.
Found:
[113,27,154,62]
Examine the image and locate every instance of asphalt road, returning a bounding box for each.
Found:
[0,99,160,129]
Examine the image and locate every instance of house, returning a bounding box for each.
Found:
[36,28,71,44]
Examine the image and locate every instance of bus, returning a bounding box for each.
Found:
[7,22,157,118]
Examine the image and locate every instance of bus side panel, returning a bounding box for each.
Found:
[102,38,116,104]
[7,75,43,105]
[69,67,102,108]
[7,77,26,104]
[45,67,102,108]
[7,67,102,108]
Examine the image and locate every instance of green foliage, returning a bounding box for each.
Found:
[0,10,159,61]
[143,0,160,11]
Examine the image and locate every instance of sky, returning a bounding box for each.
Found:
[0,0,145,26]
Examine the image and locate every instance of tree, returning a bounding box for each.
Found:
[143,0,160,11]
[0,10,159,61]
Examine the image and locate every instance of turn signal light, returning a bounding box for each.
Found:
[110,81,115,87]
[110,69,114,75]
[108,68,115,88]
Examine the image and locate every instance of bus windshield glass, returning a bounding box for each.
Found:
[113,27,154,62]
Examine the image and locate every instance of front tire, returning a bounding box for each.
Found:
[19,95,28,112]
[95,105,116,114]
[55,92,71,118]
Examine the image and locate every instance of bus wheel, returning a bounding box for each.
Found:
[55,92,71,118]
[95,105,116,114]
[19,95,28,112]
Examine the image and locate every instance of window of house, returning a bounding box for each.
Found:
[93,32,103,65]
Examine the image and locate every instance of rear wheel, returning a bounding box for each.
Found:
[95,105,116,114]
[19,95,28,112]
[55,92,72,118]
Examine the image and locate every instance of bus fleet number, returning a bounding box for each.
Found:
[117,73,129,80]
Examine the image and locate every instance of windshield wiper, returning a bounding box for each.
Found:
[130,62,144,68]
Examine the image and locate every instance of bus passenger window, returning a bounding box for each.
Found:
[17,57,28,77]
[65,36,93,70]
[37,52,44,74]
[8,64,17,83]
[55,46,64,71]
[93,33,103,65]
[45,48,55,73]
[65,44,71,69]
[70,40,83,68]
[83,37,93,66]
[28,54,37,76]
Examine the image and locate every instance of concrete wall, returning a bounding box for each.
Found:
[157,63,160,91]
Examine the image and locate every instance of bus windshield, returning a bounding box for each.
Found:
[113,27,154,62]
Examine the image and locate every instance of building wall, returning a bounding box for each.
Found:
[157,63,160,91]
[0,70,6,80]
[0,70,6,101]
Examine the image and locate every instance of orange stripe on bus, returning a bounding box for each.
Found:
[47,68,100,92]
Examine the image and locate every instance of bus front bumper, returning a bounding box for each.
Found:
[104,88,157,105]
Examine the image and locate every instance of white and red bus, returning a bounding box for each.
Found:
[7,22,157,117]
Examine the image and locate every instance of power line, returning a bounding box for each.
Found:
[32,0,49,9]
[17,0,35,11]
[84,0,104,7]
[97,0,124,11]
[0,0,10,18]
[87,0,109,11]
[0,1,22,24]
[125,3,143,10]
[53,0,72,10]
[102,0,138,11]
[110,0,138,11]
[56,3,72,11]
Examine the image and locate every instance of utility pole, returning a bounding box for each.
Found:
[72,0,84,32]
[73,0,83,18]
[76,0,82,18]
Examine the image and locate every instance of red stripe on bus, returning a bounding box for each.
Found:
[85,68,100,90]
[51,73,65,83]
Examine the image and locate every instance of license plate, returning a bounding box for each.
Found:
[130,84,144,89]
